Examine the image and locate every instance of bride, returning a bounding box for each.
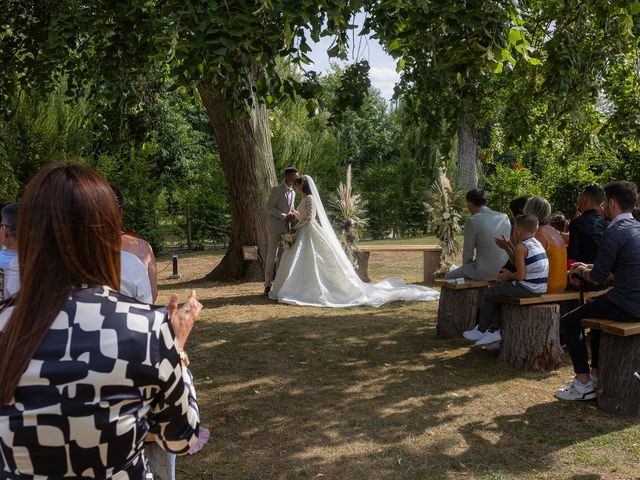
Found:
[269,175,439,307]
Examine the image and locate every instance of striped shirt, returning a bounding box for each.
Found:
[520,237,549,293]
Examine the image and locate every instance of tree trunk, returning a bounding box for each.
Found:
[499,304,563,371]
[197,78,276,281]
[457,98,479,191]
[597,333,640,417]
[436,286,484,338]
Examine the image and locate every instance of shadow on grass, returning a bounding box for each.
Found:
[176,298,636,479]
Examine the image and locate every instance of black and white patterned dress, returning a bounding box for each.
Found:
[0,286,200,479]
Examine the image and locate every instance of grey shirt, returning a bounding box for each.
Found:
[461,206,511,281]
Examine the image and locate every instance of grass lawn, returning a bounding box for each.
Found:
[156,249,639,480]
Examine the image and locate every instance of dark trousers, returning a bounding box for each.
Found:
[560,296,639,374]
[478,281,540,332]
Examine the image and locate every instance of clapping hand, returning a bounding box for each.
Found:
[167,290,202,351]
[496,268,510,284]
[494,234,512,251]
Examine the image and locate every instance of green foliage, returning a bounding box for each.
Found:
[0,81,94,200]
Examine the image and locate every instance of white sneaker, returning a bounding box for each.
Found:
[565,374,598,389]
[463,325,485,342]
[475,329,502,346]
[482,340,501,351]
[555,379,597,401]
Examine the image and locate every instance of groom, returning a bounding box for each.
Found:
[264,166,298,296]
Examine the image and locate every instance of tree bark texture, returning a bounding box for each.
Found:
[457,99,479,191]
[499,304,564,371]
[597,333,640,417]
[436,287,484,339]
[198,78,276,281]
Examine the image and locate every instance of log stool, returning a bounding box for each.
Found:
[582,319,640,417]
[498,303,564,370]
[435,279,491,338]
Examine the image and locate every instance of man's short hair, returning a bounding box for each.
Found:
[515,214,539,236]
[465,189,487,207]
[1,202,19,237]
[604,181,638,211]
[284,166,298,175]
[582,185,604,206]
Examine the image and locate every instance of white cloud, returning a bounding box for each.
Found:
[369,65,400,101]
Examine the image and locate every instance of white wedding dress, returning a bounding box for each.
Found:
[269,176,439,307]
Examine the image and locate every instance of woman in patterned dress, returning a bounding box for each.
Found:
[0,163,202,479]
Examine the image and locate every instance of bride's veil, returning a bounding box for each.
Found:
[304,175,355,269]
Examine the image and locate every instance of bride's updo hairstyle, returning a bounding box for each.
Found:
[295,176,312,195]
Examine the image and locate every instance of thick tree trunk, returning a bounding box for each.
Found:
[436,286,484,338]
[197,79,276,281]
[457,99,479,191]
[499,304,564,371]
[597,333,640,417]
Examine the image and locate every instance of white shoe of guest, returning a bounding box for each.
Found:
[555,379,596,401]
[475,329,502,346]
[463,325,486,342]
[565,373,598,389]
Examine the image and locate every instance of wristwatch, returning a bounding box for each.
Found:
[178,349,190,367]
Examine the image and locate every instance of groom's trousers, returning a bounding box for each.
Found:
[264,230,284,287]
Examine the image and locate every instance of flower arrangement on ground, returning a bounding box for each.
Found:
[424,169,463,277]
[329,164,367,267]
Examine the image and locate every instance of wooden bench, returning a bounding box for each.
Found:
[581,318,640,417]
[356,245,442,285]
[434,279,492,338]
[495,289,609,371]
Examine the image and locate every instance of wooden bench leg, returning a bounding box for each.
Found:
[597,332,640,417]
[436,287,484,338]
[423,251,440,285]
[499,304,563,371]
[355,250,371,283]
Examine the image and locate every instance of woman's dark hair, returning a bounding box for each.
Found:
[549,211,569,233]
[0,163,121,404]
[295,176,312,195]
[509,197,527,217]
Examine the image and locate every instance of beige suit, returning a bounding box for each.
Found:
[265,182,295,287]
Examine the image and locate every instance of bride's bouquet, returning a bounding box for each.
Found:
[281,230,296,249]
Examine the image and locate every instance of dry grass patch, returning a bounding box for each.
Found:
[155,251,639,480]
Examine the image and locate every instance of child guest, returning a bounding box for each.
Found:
[463,215,549,347]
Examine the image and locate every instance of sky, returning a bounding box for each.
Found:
[306,13,400,101]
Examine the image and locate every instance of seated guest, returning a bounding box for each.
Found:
[524,196,567,293]
[495,197,528,273]
[555,181,640,401]
[121,251,153,304]
[568,186,608,264]
[112,186,158,302]
[0,203,20,301]
[567,186,608,290]
[550,211,569,244]
[445,189,511,281]
[0,163,201,478]
[463,214,549,346]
